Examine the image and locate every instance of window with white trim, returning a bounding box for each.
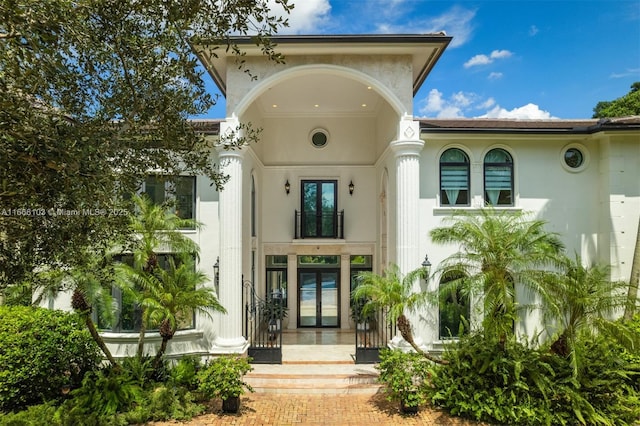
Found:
[143,175,195,223]
[440,148,470,206]
[484,148,513,206]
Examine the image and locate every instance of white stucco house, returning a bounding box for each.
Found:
[48,34,640,362]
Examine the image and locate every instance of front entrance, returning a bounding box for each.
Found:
[298,269,340,327]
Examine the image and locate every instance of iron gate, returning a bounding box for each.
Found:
[243,280,282,364]
[355,307,396,363]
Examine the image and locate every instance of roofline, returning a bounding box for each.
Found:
[217,33,452,45]
[419,117,640,135]
[192,33,452,97]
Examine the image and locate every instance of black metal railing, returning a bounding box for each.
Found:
[294,210,344,239]
[355,307,396,364]
[243,280,283,364]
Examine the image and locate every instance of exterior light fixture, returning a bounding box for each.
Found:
[421,254,432,279]
[349,180,354,195]
[213,257,220,287]
[285,180,290,195]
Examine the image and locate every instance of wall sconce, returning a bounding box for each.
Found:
[285,180,290,195]
[421,254,431,280]
[213,256,220,287]
[348,180,354,195]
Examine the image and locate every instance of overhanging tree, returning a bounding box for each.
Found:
[0,0,292,293]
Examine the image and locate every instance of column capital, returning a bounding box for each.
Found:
[390,139,424,158]
[390,117,424,157]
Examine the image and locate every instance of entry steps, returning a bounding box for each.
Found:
[245,344,381,395]
[245,363,381,395]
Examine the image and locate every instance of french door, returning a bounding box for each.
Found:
[298,270,340,327]
[301,180,337,238]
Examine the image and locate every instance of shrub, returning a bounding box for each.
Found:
[169,356,202,391]
[197,355,253,400]
[377,349,430,411]
[0,306,101,412]
[427,331,640,425]
[0,402,59,425]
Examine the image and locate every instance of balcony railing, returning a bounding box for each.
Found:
[294,210,344,239]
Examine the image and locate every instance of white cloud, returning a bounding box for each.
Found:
[609,68,640,79]
[488,72,503,80]
[529,25,539,36]
[272,0,331,34]
[420,89,476,118]
[464,54,492,68]
[477,103,557,119]
[464,49,513,68]
[418,90,556,119]
[375,5,476,48]
[490,50,512,59]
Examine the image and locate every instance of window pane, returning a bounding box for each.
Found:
[320,182,336,236]
[173,177,195,221]
[144,176,166,205]
[440,149,470,206]
[484,149,513,206]
[439,274,469,339]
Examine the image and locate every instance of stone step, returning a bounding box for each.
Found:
[245,363,382,395]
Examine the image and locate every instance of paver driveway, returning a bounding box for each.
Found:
[151,393,487,425]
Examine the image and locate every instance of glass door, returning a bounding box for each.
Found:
[298,270,339,327]
[301,180,337,238]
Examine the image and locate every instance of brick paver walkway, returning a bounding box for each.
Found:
[152,393,486,425]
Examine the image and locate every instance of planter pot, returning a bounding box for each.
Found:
[268,319,281,332]
[400,400,419,414]
[222,396,241,413]
[356,322,370,331]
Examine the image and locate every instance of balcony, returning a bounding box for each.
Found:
[294,210,344,239]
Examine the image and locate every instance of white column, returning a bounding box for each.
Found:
[213,118,248,354]
[390,117,424,275]
[389,117,428,351]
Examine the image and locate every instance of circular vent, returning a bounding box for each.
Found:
[310,128,329,148]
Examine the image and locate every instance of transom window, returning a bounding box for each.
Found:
[484,148,513,206]
[440,148,470,206]
[143,175,195,222]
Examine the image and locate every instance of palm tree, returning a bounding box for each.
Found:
[66,253,120,368]
[544,255,636,374]
[623,215,640,320]
[430,208,565,342]
[121,193,202,359]
[352,264,447,365]
[121,255,226,368]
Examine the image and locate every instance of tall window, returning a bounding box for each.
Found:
[301,180,337,238]
[266,255,288,307]
[440,148,470,206]
[439,272,469,339]
[484,148,513,206]
[143,176,195,222]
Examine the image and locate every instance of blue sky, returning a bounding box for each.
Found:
[199,0,640,120]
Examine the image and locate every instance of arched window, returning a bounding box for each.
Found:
[440,148,470,206]
[484,148,513,206]
[439,272,470,339]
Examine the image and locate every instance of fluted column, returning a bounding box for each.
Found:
[390,118,424,275]
[389,117,428,351]
[214,118,248,353]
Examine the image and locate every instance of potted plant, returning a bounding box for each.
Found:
[377,349,429,414]
[260,291,288,333]
[350,296,376,331]
[197,355,254,413]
